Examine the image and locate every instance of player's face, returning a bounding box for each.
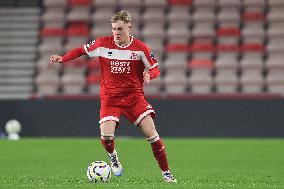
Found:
[111,20,131,45]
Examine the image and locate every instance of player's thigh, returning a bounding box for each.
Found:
[122,94,155,126]
[138,115,158,138]
[100,120,117,135]
[100,98,121,127]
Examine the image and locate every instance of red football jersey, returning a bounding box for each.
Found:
[83,35,158,96]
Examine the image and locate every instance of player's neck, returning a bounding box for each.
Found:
[116,36,131,47]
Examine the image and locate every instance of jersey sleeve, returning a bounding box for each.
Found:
[83,38,101,57]
[140,44,158,70]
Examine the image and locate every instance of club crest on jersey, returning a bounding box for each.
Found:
[130,52,138,60]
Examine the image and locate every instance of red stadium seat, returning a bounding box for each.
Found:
[165,43,189,52]
[189,42,214,52]
[169,0,192,6]
[242,12,265,21]
[216,44,239,52]
[66,22,90,36]
[69,0,91,6]
[188,59,214,70]
[189,42,214,59]
[241,43,265,52]
[40,28,65,37]
[217,27,241,37]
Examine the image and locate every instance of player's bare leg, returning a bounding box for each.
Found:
[100,120,123,176]
[138,115,177,183]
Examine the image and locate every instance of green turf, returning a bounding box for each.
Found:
[0,138,283,189]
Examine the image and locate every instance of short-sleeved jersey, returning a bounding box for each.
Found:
[83,35,158,97]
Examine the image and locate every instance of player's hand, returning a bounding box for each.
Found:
[50,55,63,64]
[143,71,150,84]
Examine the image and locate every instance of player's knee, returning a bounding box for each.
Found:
[101,133,114,141]
[146,133,160,143]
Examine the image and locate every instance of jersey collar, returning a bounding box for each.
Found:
[114,35,133,48]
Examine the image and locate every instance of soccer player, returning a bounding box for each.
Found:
[50,10,177,183]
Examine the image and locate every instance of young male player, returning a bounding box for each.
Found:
[50,10,177,183]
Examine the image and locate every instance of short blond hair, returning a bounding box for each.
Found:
[110,10,131,24]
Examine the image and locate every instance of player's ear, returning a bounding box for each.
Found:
[128,24,132,32]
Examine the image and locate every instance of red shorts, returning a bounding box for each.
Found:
[99,92,155,126]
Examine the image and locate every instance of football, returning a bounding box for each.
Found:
[87,161,111,183]
[5,119,22,140]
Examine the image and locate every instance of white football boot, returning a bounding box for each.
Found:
[162,170,177,183]
[108,149,123,176]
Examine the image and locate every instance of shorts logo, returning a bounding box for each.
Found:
[130,52,138,60]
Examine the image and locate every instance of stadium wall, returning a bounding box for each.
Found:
[0,99,283,137]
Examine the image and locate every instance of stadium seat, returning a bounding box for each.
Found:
[265,54,284,70]
[218,0,241,8]
[191,23,215,43]
[144,0,167,9]
[141,22,165,39]
[192,0,215,7]
[239,55,264,70]
[92,0,117,8]
[192,7,215,23]
[43,0,67,8]
[40,28,65,40]
[242,0,266,12]
[91,23,112,38]
[41,8,66,28]
[35,66,60,95]
[144,38,164,57]
[143,76,163,96]
[217,27,240,45]
[141,7,165,24]
[67,7,90,22]
[217,7,240,28]
[188,59,213,94]
[91,8,115,24]
[118,0,142,7]
[215,69,239,94]
[268,0,284,7]
[163,51,188,69]
[167,22,190,41]
[266,70,284,94]
[240,69,264,94]
[215,44,239,71]
[69,0,92,6]
[164,71,188,95]
[64,37,88,52]
[189,42,214,59]
[61,76,85,94]
[66,22,90,37]
[167,6,190,28]
[242,25,265,44]
[168,0,192,6]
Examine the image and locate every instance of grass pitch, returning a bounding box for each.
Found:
[0,138,283,189]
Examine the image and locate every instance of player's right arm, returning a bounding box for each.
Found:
[50,38,101,63]
[50,47,86,64]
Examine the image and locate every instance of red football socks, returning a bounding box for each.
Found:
[101,138,115,154]
[151,139,169,171]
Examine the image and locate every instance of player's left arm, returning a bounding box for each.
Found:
[143,67,160,83]
[141,45,160,83]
